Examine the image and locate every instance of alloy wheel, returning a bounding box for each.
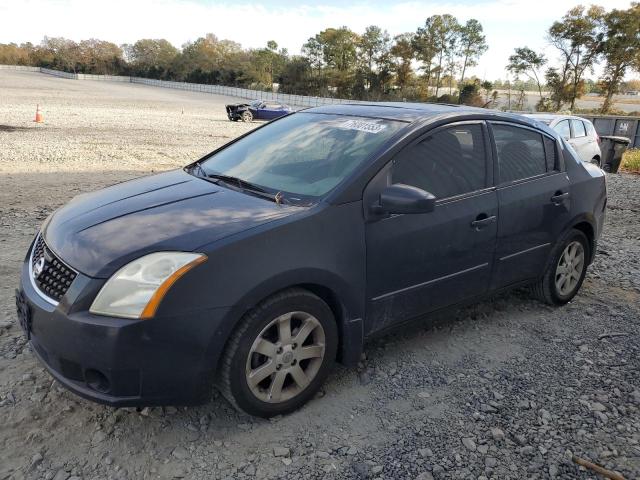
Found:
[245,311,325,403]
[555,240,585,296]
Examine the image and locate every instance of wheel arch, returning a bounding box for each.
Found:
[566,215,597,263]
[207,270,364,378]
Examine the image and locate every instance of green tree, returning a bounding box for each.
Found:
[303,27,359,96]
[390,33,415,90]
[358,25,391,94]
[40,37,80,72]
[412,17,440,90]
[431,15,460,97]
[507,47,547,103]
[125,38,178,78]
[413,15,461,97]
[458,19,488,85]
[173,34,245,84]
[278,56,313,94]
[243,42,288,88]
[78,39,124,74]
[547,5,605,110]
[599,3,640,113]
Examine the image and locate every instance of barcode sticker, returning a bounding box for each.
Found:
[338,119,387,134]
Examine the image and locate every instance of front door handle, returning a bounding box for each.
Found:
[551,192,570,205]
[471,214,496,230]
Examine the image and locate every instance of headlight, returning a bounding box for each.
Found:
[90,252,207,319]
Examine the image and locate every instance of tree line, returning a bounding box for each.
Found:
[0,3,638,113]
[507,3,640,113]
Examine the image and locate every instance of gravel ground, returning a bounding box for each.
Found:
[0,70,258,174]
[1,70,639,480]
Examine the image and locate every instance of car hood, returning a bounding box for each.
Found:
[43,169,299,278]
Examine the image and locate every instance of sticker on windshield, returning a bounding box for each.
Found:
[338,119,387,134]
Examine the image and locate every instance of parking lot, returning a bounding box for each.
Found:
[0,70,639,480]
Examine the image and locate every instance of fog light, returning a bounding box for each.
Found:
[85,368,110,393]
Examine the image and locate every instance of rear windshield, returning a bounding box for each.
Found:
[200,112,406,202]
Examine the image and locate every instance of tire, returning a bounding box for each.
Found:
[241,110,253,122]
[531,229,590,305]
[218,288,338,418]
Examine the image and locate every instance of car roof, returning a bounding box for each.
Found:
[304,102,490,122]
[522,113,591,124]
[304,102,551,127]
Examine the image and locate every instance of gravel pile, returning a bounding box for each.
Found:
[0,71,639,480]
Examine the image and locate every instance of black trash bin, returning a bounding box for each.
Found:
[599,135,631,173]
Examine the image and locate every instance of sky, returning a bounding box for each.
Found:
[0,0,635,80]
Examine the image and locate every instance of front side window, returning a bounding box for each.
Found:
[554,120,571,139]
[392,124,487,199]
[493,124,547,183]
[199,113,406,201]
[571,119,587,137]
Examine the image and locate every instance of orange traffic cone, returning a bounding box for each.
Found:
[34,104,43,123]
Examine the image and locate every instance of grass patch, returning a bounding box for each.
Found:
[621,149,640,173]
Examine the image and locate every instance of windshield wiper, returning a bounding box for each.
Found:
[203,172,290,205]
[206,173,269,193]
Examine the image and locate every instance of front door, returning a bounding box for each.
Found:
[489,122,571,289]
[365,121,498,333]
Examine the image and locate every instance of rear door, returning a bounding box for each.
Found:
[365,121,498,332]
[570,119,590,162]
[583,121,602,162]
[489,122,571,289]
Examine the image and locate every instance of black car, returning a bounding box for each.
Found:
[17,103,606,418]
[226,99,292,122]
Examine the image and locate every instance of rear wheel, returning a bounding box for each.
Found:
[531,229,590,305]
[218,288,337,417]
[241,110,253,122]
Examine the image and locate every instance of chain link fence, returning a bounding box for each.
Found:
[0,65,366,108]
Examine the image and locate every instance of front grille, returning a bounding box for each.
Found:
[30,235,77,302]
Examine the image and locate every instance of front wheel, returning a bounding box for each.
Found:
[241,110,253,122]
[531,229,590,305]
[218,288,338,417]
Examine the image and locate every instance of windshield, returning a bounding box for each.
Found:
[198,112,406,202]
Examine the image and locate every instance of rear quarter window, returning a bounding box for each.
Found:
[544,137,559,171]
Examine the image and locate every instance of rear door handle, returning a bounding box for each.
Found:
[551,192,570,204]
[471,215,496,230]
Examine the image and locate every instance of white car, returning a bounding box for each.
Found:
[523,114,602,165]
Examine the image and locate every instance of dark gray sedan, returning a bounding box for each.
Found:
[17,103,606,417]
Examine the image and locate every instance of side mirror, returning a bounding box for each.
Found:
[375,184,436,215]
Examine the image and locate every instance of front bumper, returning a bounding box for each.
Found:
[18,255,231,407]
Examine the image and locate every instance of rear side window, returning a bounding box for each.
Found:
[554,120,571,138]
[585,121,596,137]
[392,124,486,199]
[571,119,587,137]
[492,124,547,183]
